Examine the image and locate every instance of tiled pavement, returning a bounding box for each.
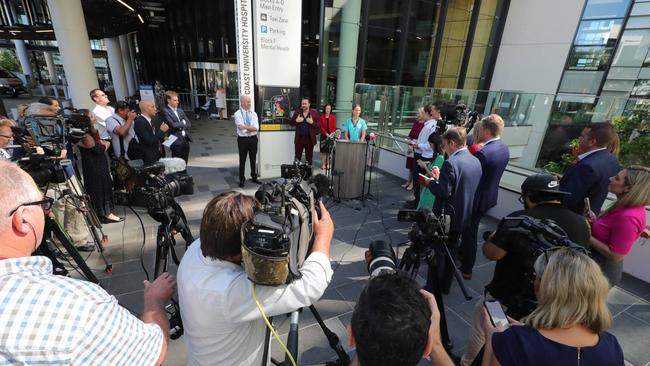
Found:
[29,114,650,365]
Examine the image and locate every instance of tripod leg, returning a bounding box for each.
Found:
[283,311,300,366]
[308,305,351,365]
[48,217,100,284]
[154,225,170,278]
[425,255,453,351]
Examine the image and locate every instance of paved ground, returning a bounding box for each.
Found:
[3,95,650,365]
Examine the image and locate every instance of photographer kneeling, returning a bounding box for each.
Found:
[461,173,590,366]
[177,192,334,366]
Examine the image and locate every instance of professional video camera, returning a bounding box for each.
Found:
[113,161,194,219]
[241,170,329,286]
[280,160,313,180]
[439,102,472,128]
[397,209,450,256]
[484,215,587,254]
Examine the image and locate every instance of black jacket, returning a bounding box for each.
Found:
[132,115,164,165]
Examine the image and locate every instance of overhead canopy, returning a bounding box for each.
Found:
[0,0,167,40]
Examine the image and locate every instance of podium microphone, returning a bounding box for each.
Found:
[332,129,341,140]
[365,132,377,143]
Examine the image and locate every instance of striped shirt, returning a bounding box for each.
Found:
[0,256,163,365]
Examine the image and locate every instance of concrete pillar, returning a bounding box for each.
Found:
[44,51,57,84]
[48,0,98,109]
[119,34,136,95]
[334,0,362,126]
[106,37,128,100]
[12,40,33,83]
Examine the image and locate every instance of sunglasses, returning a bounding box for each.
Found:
[8,197,54,217]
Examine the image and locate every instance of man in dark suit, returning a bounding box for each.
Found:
[289,98,320,166]
[560,122,620,215]
[423,127,482,293]
[460,114,510,279]
[162,91,192,164]
[132,100,169,165]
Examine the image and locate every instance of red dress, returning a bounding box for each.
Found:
[406,120,425,169]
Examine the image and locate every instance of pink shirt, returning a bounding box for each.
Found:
[591,206,647,255]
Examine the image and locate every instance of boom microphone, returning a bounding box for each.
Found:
[309,173,330,201]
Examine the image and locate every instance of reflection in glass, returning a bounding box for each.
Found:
[434,0,473,88]
[558,71,606,94]
[631,1,650,16]
[631,79,650,97]
[612,29,650,67]
[464,0,499,90]
[567,46,614,70]
[582,0,631,20]
[574,19,622,46]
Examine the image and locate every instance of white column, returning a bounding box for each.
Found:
[12,40,33,83]
[44,51,57,84]
[119,34,136,95]
[47,0,98,109]
[127,34,139,88]
[106,37,128,100]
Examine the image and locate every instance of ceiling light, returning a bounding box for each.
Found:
[137,14,144,23]
[116,0,135,12]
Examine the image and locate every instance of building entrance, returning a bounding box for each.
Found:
[187,62,239,118]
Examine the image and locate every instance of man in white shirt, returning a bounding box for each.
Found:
[177,192,334,366]
[105,101,137,159]
[234,95,261,188]
[89,88,114,141]
[405,102,441,209]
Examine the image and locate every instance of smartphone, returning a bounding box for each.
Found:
[484,300,509,329]
[584,197,591,214]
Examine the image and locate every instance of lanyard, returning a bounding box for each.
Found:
[241,108,252,125]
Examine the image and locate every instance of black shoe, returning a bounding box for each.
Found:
[75,243,95,252]
[239,181,245,188]
[251,178,262,184]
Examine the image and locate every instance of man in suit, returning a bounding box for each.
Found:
[133,100,169,165]
[560,122,620,215]
[460,114,510,279]
[422,127,482,293]
[162,91,192,164]
[289,98,320,166]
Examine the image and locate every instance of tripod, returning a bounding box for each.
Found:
[398,236,472,351]
[38,215,100,283]
[152,199,194,278]
[264,304,350,366]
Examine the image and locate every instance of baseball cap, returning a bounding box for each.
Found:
[521,173,571,195]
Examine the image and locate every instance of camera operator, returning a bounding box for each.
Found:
[106,101,137,160]
[0,161,176,365]
[133,101,169,165]
[460,173,590,366]
[177,192,334,366]
[0,118,15,160]
[349,271,454,366]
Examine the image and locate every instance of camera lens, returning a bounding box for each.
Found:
[368,240,397,277]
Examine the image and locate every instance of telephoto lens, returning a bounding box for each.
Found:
[367,240,398,277]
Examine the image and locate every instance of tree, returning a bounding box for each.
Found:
[0,49,21,73]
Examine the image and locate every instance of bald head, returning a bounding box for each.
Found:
[240,95,251,111]
[0,161,41,234]
[139,100,157,117]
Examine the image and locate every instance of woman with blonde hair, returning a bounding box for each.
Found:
[482,248,624,366]
[588,165,650,286]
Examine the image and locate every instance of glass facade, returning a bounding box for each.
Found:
[537,0,635,166]
[317,0,509,108]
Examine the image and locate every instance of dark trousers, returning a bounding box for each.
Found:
[412,153,433,203]
[459,210,485,274]
[425,231,461,294]
[170,138,190,163]
[238,135,258,182]
[295,136,314,165]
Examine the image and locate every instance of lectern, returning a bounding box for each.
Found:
[332,140,367,199]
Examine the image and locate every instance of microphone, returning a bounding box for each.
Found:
[309,173,330,201]
[159,157,187,174]
[364,132,377,142]
[333,129,341,140]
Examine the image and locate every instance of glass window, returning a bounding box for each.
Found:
[611,29,650,67]
[368,0,405,29]
[631,1,650,15]
[631,79,650,97]
[602,78,636,91]
[567,46,614,70]
[583,0,631,19]
[574,19,622,46]
[607,66,640,78]
[639,67,650,78]
[626,15,650,28]
[558,71,606,94]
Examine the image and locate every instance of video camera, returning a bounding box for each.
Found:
[113,161,194,221]
[397,209,450,255]
[484,215,586,254]
[241,171,329,285]
[439,102,472,128]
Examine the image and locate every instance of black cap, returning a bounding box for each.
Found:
[521,173,570,195]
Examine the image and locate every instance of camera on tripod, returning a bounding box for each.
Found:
[241,170,328,286]
[397,209,450,256]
